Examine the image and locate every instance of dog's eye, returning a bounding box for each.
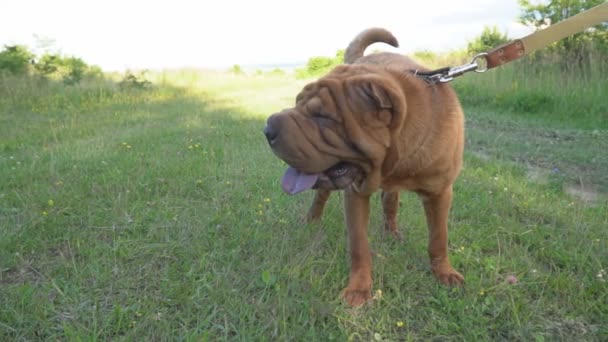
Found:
[311,113,337,126]
[329,165,348,177]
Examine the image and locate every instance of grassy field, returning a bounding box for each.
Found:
[1,67,607,341]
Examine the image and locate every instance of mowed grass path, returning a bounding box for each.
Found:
[1,72,607,340]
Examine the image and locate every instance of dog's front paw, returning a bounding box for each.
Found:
[432,264,464,286]
[342,287,372,307]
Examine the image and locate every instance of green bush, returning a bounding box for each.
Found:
[60,56,88,85]
[86,65,104,79]
[118,70,152,89]
[467,26,509,55]
[267,68,285,76]
[306,56,334,74]
[334,49,345,64]
[412,50,437,64]
[231,64,244,75]
[0,45,104,84]
[34,54,60,76]
[297,49,345,79]
[0,45,33,74]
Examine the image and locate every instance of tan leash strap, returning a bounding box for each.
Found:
[486,2,608,69]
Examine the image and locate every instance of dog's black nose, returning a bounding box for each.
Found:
[264,123,278,144]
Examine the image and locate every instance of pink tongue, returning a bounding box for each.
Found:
[281,167,319,194]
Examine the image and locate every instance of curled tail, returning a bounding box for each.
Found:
[344,28,399,64]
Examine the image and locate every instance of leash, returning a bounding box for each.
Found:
[413,1,608,83]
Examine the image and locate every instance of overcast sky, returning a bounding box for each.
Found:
[1,0,534,71]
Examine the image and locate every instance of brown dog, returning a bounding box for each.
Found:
[264,28,464,306]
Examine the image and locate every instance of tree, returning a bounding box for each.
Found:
[467,26,510,54]
[518,0,606,29]
[518,0,608,60]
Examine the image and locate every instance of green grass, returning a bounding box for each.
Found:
[1,69,607,341]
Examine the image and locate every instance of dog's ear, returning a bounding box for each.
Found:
[344,75,406,177]
[354,82,392,110]
[345,75,405,129]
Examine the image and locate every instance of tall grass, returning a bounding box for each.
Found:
[0,73,117,110]
[449,51,607,129]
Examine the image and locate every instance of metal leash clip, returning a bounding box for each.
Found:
[413,53,489,84]
[438,53,488,83]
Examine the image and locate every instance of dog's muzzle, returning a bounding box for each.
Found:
[263,116,279,146]
[264,113,364,194]
[264,114,279,147]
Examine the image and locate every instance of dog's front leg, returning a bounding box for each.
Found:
[420,186,464,285]
[305,189,331,223]
[342,189,373,306]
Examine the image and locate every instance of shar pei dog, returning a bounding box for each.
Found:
[264,28,465,306]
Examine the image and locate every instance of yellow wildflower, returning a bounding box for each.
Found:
[373,289,383,300]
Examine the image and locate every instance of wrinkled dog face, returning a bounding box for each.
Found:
[264,65,403,194]
[264,81,364,194]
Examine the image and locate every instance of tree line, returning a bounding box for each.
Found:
[0,45,102,85]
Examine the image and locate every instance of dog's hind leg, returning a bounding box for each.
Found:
[420,186,464,286]
[381,191,402,240]
[305,189,331,223]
